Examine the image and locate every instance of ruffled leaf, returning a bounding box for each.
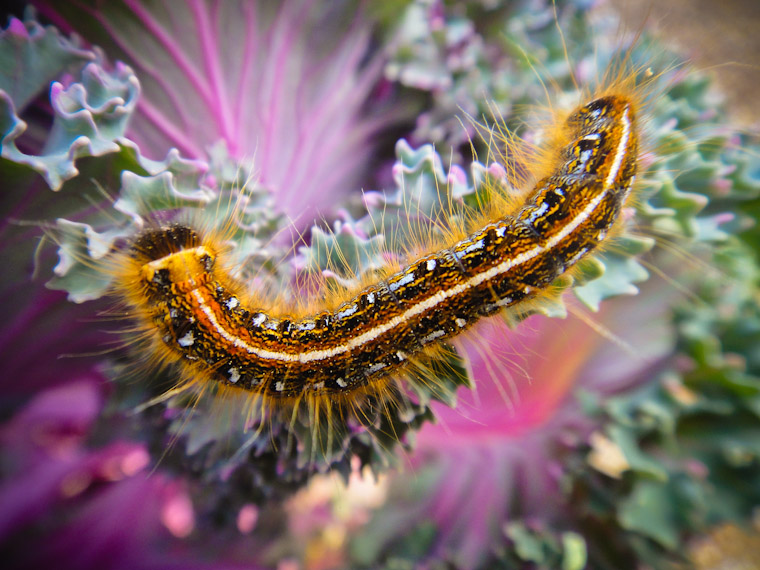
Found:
[2,76,137,190]
[0,13,93,110]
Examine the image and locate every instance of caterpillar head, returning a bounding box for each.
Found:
[130,225,217,294]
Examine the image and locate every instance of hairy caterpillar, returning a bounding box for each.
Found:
[114,94,638,448]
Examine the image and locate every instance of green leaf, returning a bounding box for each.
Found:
[619,480,679,549]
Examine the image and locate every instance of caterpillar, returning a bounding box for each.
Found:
[117,94,637,431]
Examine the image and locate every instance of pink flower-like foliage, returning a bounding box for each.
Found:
[361,283,676,567]
[37,0,402,221]
[0,381,264,570]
